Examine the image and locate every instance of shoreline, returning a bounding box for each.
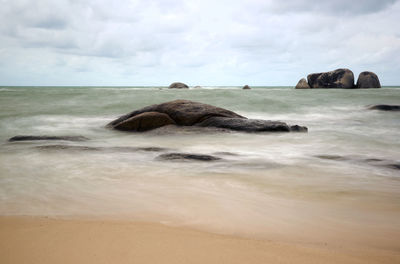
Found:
[1,216,399,264]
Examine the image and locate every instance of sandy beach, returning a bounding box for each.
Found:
[0,216,399,264]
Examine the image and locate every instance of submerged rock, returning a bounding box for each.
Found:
[242,85,251,89]
[368,105,400,111]
[157,152,221,161]
[307,68,354,88]
[108,99,307,133]
[35,145,170,152]
[8,135,89,142]
[314,155,350,161]
[168,82,189,89]
[36,145,99,151]
[295,78,310,89]
[356,71,381,88]
[314,154,400,171]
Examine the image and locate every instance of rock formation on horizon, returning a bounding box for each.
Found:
[356,71,381,88]
[308,68,354,88]
[168,82,189,89]
[295,69,381,89]
[295,78,310,89]
[242,85,251,89]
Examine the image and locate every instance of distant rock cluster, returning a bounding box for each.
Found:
[295,69,381,89]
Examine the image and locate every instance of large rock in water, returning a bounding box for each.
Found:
[307,68,354,88]
[108,100,307,133]
[168,82,189,89]
[295,78,310,89]
[356,71,381,88]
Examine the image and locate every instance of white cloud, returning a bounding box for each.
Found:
[0,0,399,85]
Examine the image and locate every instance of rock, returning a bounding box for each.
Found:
[295,78,310,89]
[242,85,251,89]
[315,154,400,171]
[156,153,221,161]
[108,99,307,133]
[8,135,89,142]
[36,145,170,152]
[314,155,350,161]
[36,145,100,151]
[168,82,189,89]
[289,125,308,132]
[385,163,400,170]
[356,71,381,88]
[193,86,202,89]
[368,105,400,111]
[113,112,176,132]
[307,68,354,88]
[196,117,301,132]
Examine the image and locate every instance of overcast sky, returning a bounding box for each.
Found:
[0,0,399,86]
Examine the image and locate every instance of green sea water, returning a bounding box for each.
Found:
[0,86,399,245]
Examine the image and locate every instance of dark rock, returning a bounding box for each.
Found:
[36,145,170,152]
[36,145,100,151]
[307,68,354,88]
[315,154,400,171]
[157,152,221,161]
[384,163,400,170]
[106,146,170,152]
[242,85,251,89]
[8,135,89,142]
[289,125,308,132]
[196,117,307,133]
[315,155,350,161]
[368,105,400,111]
[356,71,381,88]
[295,78,310,89]
[168,82,189,89]
[108,99,307,133]
[196,117,291,132]
[113,112,176,132]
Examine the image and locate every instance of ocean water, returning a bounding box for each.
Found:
[0,86,399,245]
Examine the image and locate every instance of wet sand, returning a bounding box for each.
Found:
[0,216,399,264]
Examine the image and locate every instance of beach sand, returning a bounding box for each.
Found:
[1,216,399,264]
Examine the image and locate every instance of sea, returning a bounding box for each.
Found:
[1,86,399,246]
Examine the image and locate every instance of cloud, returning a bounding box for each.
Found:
[0,0,399,85]
[259,0,397,15]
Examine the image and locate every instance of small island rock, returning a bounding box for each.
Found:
[242,85,251,90]
[295,78,310,89]
[307,68,354,88]
[356,72,381,88]
[168,82,189,89]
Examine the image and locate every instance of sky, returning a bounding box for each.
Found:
[0,0,399,86]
